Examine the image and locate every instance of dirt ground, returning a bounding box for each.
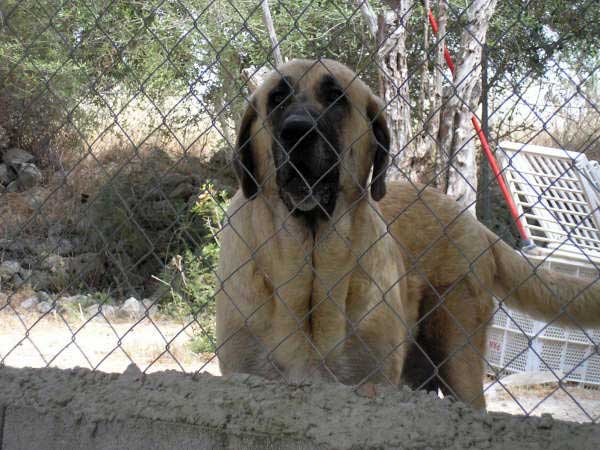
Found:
[485,382,600,423]
[1,308,598,424]
[0,308,219,375]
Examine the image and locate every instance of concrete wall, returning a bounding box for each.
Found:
[0,364,598,449]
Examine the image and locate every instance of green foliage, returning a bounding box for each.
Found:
[487,0,600,86]
[2,0,598,158]
[158,184,229,354]
[1,0,379,163]
[85,177,229,351]
[193,0,379,127]
[1,0,202,166]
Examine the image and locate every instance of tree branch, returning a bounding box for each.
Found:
[354,0,378,39]
[261,0,283,67]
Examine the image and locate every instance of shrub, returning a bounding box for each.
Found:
[157,185,229,354]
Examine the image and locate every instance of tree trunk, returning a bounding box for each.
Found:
[430,0,448,191]
[439,0,498,213]
[358,0,441,187]
[377,2,414,182]
[261,0,283,67]
[399,0,440,187]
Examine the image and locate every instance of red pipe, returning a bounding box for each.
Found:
[427,11,455,74]
[471,118,531,243]
[427,8,534,248]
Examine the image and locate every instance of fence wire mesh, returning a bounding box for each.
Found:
[1,0,600,423]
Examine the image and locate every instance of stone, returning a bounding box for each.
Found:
[86,304,117,320]
[169,182,196,199]
[29,270,53,290]
[37,291,52,303]
[0,292,7,305]
[18,269,32,287]
[0,260,21,279]
[5,180,18,192]
[46,235,75,256]
[102,304,118,319]
[37,301,53,314]
[98,304,118,320]
[0,163,15,185]
[16,163,43,190]
[142,298,159,317]
[120,297,145,319]
[85,304,100,318]
[20,296,40,310]
[11,273,25,287]
[2,147,34,166]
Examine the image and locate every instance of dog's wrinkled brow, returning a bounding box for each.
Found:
[271,76,294,95]
[317,74,347,107]
[267,76,295,109]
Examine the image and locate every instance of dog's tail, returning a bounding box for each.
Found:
[486,229,600,328]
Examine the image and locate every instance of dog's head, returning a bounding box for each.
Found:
[233,59,390,219]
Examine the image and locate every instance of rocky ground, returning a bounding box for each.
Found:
[0,140,225,374]
[0,289,217,374]
[0,284,158,322]
[0,147,43,193]
[0,144,228,294]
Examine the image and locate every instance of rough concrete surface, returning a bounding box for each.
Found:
[0,365,599,450]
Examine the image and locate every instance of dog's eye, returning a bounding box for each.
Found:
[319,75,347,107]
[268,78,293,110]
[325,87,345,105]
[270,90,289,107]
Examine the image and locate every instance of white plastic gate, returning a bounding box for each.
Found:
[485,141,600,386]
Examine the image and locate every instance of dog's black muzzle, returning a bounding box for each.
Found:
[274,106,340,217]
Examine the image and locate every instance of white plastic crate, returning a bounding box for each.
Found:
[486,257,600,386]
[485,142,600,386]
[496,141,600,263]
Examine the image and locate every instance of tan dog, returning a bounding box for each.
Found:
[216,58,417,385]
[380,185,600,408]
[216,59,600,408]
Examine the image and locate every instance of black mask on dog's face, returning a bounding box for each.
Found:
[267,74,347,220]
[233,61,391,226]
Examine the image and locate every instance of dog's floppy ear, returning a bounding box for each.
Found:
[367,95,390,201]
[233,99,259,198]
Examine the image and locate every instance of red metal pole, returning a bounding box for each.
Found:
[426,7,534,248]
[471,118,532,244]
[427,10,455,75]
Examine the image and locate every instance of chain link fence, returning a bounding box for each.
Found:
[1,0,600,424]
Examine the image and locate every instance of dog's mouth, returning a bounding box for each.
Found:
[273,110,340,219]
[276,140,340,217]
[280,176,337,214]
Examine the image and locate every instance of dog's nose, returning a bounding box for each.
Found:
[280,114,317,147]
